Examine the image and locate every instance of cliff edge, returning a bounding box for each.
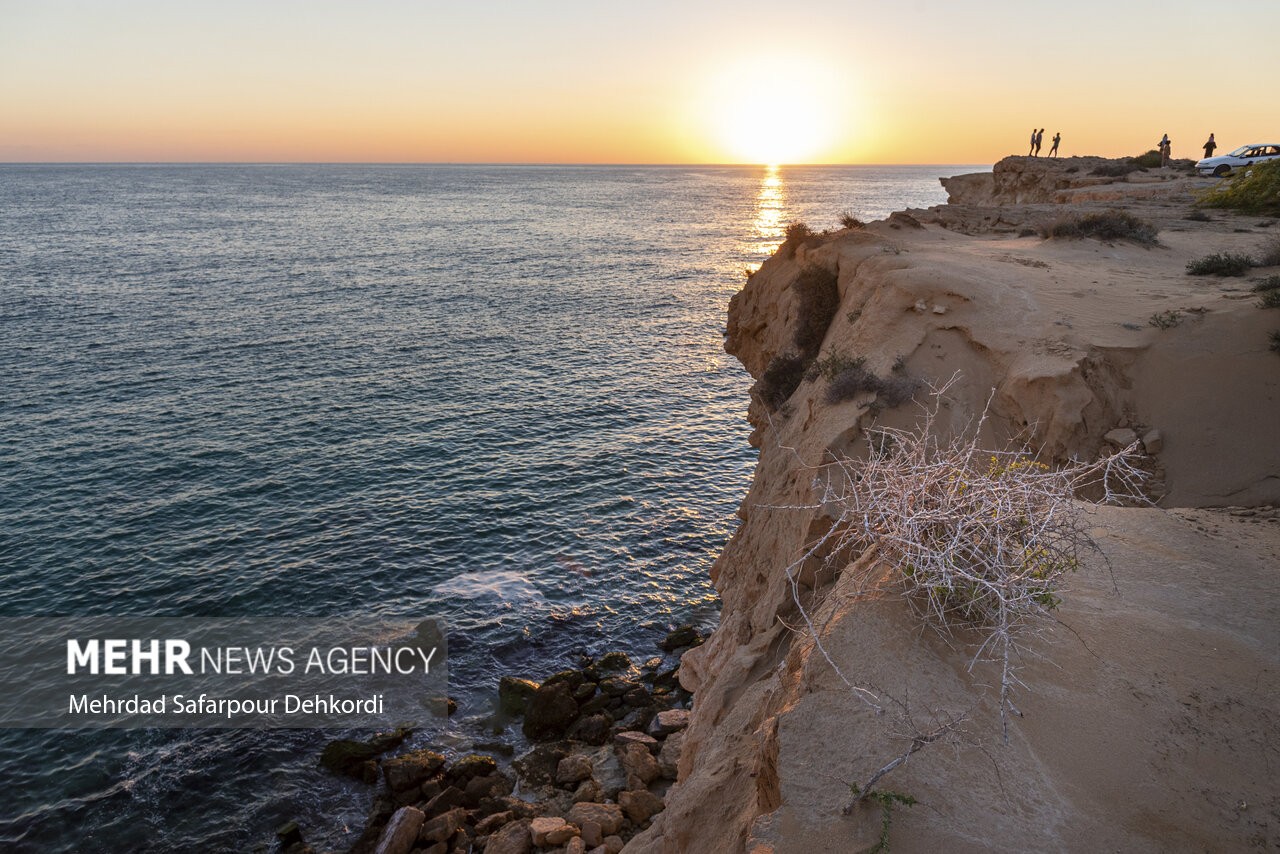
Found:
[625,159,1280,853]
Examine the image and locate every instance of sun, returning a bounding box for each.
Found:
[698,54,844,164]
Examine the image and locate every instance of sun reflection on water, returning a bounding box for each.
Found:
[751,165,788,259]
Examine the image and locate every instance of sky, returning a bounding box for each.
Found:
[1,0,1275,164]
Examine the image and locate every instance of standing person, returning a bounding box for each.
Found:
[1034,128,1044,156]
[1029,128,1038,156]
[1203,133,1217,158]
[1159,133,1171,167]
[1048,132,1061,157]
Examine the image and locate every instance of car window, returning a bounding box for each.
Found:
[1229,146,1251,156]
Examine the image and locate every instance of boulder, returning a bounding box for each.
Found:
[573,777,603,804]
[617,743,660,786]
[475,811,514,835]
[543,669,587,691]
[498,677,540,715]
[422,785,465,817]
[619,789,665,825]
[658,625,703,652]
[418,807,466,844]
[613,731,659,752]
[1142,428,1164,454]
[523,682,580,740]
[580,819,603,848]
[647,708,690,738]
[319,726,412,779]
[484,819,532,854]
[1104,427,1139,448]
[657,730,684,780]
[565,838,586,854]
[556,754,594,786]
[374,806,425,854]
[445,753,498,785]
[464,772,513,805]
[566,803,623,836]
[381,749,446,793]
[530,816,570,847]
[566,713,611,745]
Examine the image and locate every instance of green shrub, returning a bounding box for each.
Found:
[840,211,865,230]
[1186,252,1255,276]
[1149,310,1182,329]
[757,353,808,410]
[1252,275,1280,292]
[1042,210,1158,245]
[780,222,815,258]
[791,264,840,358]
[1270,330,1280,353]
[1260,289,1280,309]
[1131,149,1163,168]
[1195,161,1280,215]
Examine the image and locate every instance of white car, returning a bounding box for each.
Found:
[1196,143,1280,177]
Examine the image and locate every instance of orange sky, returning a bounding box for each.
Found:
[1,1,1275,164]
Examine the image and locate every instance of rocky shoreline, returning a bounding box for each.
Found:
[283,627,704,854]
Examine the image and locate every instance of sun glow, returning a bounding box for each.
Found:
[698,54,846,164]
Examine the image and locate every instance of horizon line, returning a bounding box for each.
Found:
[0,160,994,168]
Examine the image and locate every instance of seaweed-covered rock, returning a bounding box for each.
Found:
[566,713,612,746]
[319,726,412,779]
[658,625,704,652]
[498,677,540,715]
[381,749,446,793]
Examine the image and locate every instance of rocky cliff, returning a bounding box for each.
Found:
[625,161,1280,853]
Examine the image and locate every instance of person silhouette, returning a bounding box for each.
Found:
[1034,128,1044,156]
[1028,128,1038,156]
[1203,133,1217,158]
[1048,132,1061,157]
[1159,134,1171,168]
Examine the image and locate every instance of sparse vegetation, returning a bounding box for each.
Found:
[1090,159,1143,178]
[852,785,917,854]
[1041,209,1159,245]
[1149,310,1182,329]
[806,351,864,383]
[1185,252,1255,276]
[847,308,863,324]
[1196,160,1280,215]
[1185,210,1211,222]
[780,222,817,258]
[791,264,840,359]
[1260,289,1280,309]
[1261,237,1280,267]
[826,359,917,408]
[840,211,865,230]
[756,353,807,411]
[1270,330,1280,353]
[1253,275,1280,292]
[1131,149,1163,169]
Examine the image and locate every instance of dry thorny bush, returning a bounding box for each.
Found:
[764,376,1149,802]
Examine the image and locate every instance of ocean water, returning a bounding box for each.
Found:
[0,163,981,852]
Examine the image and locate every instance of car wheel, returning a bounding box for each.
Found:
[1213,164,1231,177]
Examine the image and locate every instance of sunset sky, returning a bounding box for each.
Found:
[2,0,1275,164]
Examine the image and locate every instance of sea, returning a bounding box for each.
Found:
[0,163,984,853]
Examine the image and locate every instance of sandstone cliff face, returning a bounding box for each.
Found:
[624,166,1280,854]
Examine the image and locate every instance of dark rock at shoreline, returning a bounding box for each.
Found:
[498,676,540,714]
[544,669,586,690]
[320,726,413,779]
[566,712,612,745]
[444,753,498,784]
[275,820,303,847]
[381,749,446,794]
[658,625,704,652]
[522,681,580,740]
